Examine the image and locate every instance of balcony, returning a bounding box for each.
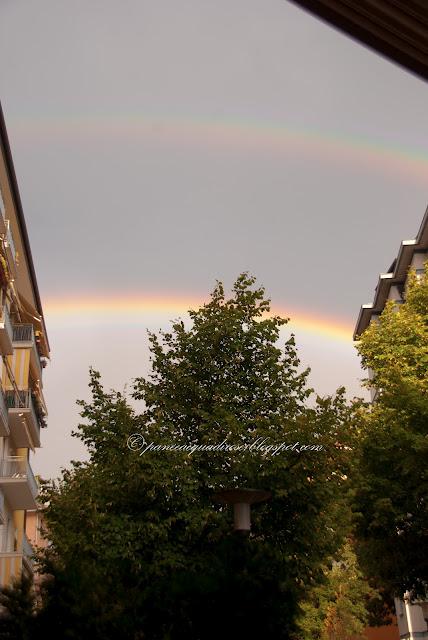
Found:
[22,533,34,571]
[4,220,16,275]
[0,304,13,356]
[12,324,43,383]
[0,192,6,235]
[0,457,38,510]
[0,535,34,586]
[5,391,42,448]
[0,389,9,438]
[0,492,5,525]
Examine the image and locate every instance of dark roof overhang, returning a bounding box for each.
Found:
[288,0,428,82]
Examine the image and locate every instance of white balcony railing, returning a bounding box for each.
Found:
[0,457,38,502]
[5,390,41,425]
[5,390,44,449]
[12,324,43,381]
[0,304,13,356]
[0,549,34,585]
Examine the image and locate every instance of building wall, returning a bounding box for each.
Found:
[26,509,48,550]
[0,109,49,587]
[395,597,428,640]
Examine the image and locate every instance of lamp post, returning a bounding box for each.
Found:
[213,488,271,533]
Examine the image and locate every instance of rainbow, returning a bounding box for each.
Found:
[43,294,353,343]
[9,112,428,183]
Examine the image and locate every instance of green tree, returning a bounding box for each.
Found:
[354,264,428,599]
[0,574,36,640]
[34,274,359,639]
[296,541,377,640]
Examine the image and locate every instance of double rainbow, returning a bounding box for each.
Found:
[44,294,353,343]
[14,111,409,342]
[9,112,428,184]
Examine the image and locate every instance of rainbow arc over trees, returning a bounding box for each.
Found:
[44,294,352,342]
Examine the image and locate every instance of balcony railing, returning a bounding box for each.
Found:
[5,390,44,448]
[0,304,13,356]
[5,389,37,414]
[0,389,9,437]
[0,457,37,490]
[0,492,4,525]
[22,534,34,567]
[0,191,6,235]
[12,324,34,343]
[12,324,43,381]
[0,549,34,586]
[0,457,38,508]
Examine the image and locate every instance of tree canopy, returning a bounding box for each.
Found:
[354,264,428,599]
[4,274,363,639]
[296,541,377,640]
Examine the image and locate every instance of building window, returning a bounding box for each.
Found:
[415,268,425,280]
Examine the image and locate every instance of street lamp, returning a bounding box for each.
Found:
[213,488,271,533]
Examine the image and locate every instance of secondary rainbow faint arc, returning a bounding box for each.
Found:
[43,295,353,343]
[9,112,428,183]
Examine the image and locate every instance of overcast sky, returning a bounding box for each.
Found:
[1,0,427,478]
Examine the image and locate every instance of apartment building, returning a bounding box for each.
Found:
[0,103,49,587]
[355,207,428,339]
[354,206,428,640]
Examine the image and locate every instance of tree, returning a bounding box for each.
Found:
[296,541,377,640]
[0,574,36,640]
[33,274,360,639]
[354,264,428,599]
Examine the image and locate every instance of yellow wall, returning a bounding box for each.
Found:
[3,348,31,390]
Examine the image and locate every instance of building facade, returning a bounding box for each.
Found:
[0,103,50,587]
[355,206,428,339]
[354,206,428,640]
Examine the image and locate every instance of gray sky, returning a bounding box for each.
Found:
[1,0,427,478]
